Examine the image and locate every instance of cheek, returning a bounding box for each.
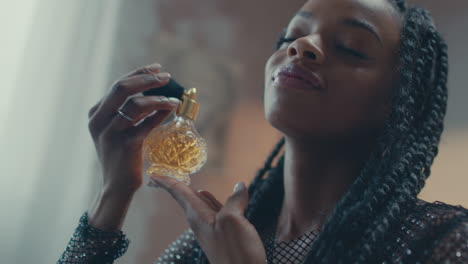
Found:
[325,66,393,134]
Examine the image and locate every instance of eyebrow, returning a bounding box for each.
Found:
[295,11,383,45]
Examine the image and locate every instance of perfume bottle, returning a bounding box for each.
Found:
[144,88,207,186]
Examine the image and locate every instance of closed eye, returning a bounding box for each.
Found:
[336,44,368,59]
[276,36,369,61]
[275,37,297,50]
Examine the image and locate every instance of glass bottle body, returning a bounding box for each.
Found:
[143,115,207,185]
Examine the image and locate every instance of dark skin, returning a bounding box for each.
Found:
[264,0,402,241]
[85,0,403,262]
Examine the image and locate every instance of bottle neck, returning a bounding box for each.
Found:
[176,95,199,120]
[174,114,194,123]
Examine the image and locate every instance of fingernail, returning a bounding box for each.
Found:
[168,97,180,104]
[160,97,170,102]
[147,63,162,71]
[233,182,245,193]
[148,178,162,189]
[155,72,171,81]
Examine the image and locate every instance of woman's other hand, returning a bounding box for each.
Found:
[152,176,267,264]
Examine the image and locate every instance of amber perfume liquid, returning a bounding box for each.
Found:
[144,115,207,185]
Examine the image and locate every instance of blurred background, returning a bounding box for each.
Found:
[0,0,466,263]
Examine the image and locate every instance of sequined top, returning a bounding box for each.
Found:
[57,199,467,264]
[57,213,129,264]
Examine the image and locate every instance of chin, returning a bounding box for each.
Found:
[265,107,318,140]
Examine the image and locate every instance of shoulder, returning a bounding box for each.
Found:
[414,199,468,219]
[409,200,467,238]
[404,200,468,263]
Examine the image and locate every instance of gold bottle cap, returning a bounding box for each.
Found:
[177,88,199,120]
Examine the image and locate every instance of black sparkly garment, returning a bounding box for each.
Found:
[57,200,467,264]
[155,213,321,264]
[57,213,129,264]
[57,162,468,264]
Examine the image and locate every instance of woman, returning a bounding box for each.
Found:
[58,0,467,263]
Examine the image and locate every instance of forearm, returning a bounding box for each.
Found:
[87,188,135,231]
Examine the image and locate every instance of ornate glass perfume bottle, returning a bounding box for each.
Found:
[144,88,207,186]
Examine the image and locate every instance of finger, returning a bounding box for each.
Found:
[88,99,105,137]
[196,191,219,211]
[95,72,172,124]
[151,175,211,214]
[222,182,249,215]
[196,190,223,212]
[133,109,173,139]
[88,99,102,119]
[109,96,179,131]
[199,190,223,210]
[123,63,162,78]
[89,63,162,130]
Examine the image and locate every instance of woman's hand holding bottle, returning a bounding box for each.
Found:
[86,63,179,231]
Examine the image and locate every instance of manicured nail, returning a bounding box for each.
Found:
[233,182,245,193]
[147,63,162,71]
[156,72,171,81]
[159,97,170,103]
[168,97,180,104]
[148,178,162,188]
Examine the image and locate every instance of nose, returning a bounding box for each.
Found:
[287,35,325,64]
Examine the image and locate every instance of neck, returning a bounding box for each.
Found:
[276,135,374,242]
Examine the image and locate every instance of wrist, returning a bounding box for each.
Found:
[102,184,137,200]
[87,188,135,231]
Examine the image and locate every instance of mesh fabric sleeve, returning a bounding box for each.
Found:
[426,218,468,264]
[57,212,130,264]
[155,229,202,264]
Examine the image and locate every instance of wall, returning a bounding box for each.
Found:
[117,0,467,263]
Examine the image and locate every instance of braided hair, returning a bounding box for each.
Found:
[244,0,449,263]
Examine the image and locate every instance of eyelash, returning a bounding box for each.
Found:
[276,37,368,59]
[276,37,296,49]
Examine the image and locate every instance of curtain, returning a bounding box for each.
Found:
[0,0,159,263]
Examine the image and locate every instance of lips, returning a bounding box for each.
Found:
[274,63,323,91]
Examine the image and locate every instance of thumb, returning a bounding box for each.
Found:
[223,182,249,215]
